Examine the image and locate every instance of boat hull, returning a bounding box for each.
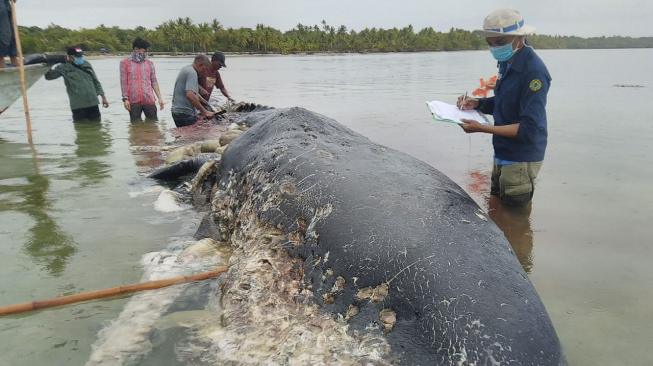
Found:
[0,64,48,114]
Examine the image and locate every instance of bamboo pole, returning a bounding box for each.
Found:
[0,266,228,316]
[8,0,33,144]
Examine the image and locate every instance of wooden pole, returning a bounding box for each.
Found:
[8,0,33,144]
[0,266,228,316]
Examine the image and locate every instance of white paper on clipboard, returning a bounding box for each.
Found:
[426,100,489,125]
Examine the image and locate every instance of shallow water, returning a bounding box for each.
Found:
[0,49,652,365]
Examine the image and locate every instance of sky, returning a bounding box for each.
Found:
[13,0,653,38]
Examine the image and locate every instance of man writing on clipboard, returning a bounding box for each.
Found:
[458,8,551,207]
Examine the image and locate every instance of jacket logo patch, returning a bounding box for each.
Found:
[529,79,543,92]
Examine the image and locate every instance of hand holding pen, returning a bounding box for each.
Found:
[457,92,479,110]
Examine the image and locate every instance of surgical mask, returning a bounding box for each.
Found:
[489,43,515,62]
[73,56,85,65]
[131,52,146,63]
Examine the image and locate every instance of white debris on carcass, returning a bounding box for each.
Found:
[176,171,394,365]
[379,309,397,333]
[153,189,188,212]
[356,282,390,303]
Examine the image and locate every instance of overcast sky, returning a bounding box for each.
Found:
[13,0,653,38]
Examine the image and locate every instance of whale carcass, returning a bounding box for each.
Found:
[154,106,566,365]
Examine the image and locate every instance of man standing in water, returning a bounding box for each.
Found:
[458,8,551,207]
[120,37,165,122]
[0,0,18,68]
[171,54,215,127]
[45,46,109,122]
[199,51,235,104]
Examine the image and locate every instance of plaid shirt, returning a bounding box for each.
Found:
[120,58,158,105]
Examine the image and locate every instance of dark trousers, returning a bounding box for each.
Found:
[129,103,158,122]
[0,7,16,58]
[172,112,197,127]
[72,105,101,122]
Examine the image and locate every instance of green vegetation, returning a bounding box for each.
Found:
[18,18,653,54]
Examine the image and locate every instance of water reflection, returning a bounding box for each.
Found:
[128,121,165,170]
[0,141,76,276]
[22,173,77,275]
[467,169,535,273]
[487,195,535,273]
[71,122,112,186]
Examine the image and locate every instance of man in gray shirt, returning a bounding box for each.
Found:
[171,55,215,127]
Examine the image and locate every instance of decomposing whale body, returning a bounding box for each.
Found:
[117,105,565,365]
[180,106,566,365]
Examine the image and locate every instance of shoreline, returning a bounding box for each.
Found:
[75,47,653,59]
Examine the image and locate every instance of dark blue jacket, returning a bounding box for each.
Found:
[477,46,551,162]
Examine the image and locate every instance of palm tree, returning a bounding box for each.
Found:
[197,22,213,52]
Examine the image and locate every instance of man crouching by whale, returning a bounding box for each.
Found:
[171,55,215,127]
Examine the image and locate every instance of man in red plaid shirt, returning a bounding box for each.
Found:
[120,38,165,122]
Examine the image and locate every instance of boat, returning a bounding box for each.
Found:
[0,54,66,115]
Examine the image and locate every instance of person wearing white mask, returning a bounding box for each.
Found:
[120,37,165,122]
[457,8,551,207]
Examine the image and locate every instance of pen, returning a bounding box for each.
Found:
[460,92,467,111]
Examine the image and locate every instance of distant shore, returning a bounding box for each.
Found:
[77,47,653,60]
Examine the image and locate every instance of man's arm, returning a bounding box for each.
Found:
[218,86,234,102]
[476,97,495,115]
[515,72,550,144]
[149,61,165,110]
[197,72,210,100]
[184,68,213,117]
[457,95,493,114]
[460,121,519,137]
[88,64,109,108]
[457,93,515,136]
[44,65,63,80]
[215,73,235,102]
[119,59,130,111]
[458,95,518,136]
[198,85,210,100]
[460,71,550,138]
[185,90,213,117]
[154,83,164,110]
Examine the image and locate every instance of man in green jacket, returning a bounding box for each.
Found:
[45,46,109,121]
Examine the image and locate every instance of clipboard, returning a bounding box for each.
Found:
[426,100,490,125]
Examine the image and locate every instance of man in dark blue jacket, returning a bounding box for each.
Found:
[458,8,551,207]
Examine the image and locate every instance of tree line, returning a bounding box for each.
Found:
[18,18,653,55]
